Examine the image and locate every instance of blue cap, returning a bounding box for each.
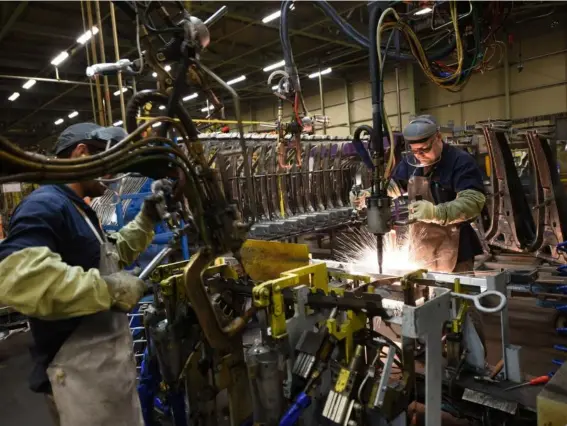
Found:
[54,122,128,155]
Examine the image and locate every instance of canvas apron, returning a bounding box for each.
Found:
[408,175,460,273]
[46,204,144,426]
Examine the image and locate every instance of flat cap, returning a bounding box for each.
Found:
[402,115,438,144]
[54,122,128,155]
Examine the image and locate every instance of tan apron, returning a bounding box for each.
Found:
[46,204,144,426]
[408,175,460,273]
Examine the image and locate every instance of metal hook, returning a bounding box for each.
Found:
[451,290,506,314]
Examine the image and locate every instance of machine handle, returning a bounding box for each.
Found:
[451,290,506,314]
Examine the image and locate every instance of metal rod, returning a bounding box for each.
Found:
[344,79,351,134]
[318,68,326,135]
[110,2,127,125]
[80,0,98,122]
[0,74,121,88]
[95,0,112,126]
[139,247,174,280]
[204,5,227,27]
[395,65,402,129]
[86,0,105,125]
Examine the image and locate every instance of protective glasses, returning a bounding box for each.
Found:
[410,134,437,156]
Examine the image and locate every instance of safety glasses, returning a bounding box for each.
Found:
[410,134,436,156]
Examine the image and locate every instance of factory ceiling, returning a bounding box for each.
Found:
[0,1,565,152]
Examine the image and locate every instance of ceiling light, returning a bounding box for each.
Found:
[183,93,198,102]
[201,105,214,112]
[227,75,246,85]
[152,122,162,128]
[113,87,128,96]
[113,120,123,126]
[68,111,79,118]
[51,51,69,66]
[164,65,171,72]
[8,92,20,101]
[159,105,166,110]
[54,118,64,125]
[415,7,433,16]
[152,72,157,78]
[262,11,281,23]
[22,79,36,90]
[263,60,285,72]
[77,26,99,44]
[308,67,332,79]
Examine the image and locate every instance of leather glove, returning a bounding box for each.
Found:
[141,179,173,223]
[409,200,436,223]
[103,271,146,312]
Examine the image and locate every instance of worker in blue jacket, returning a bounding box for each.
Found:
[0,123,168,425]
[352,115,486,273]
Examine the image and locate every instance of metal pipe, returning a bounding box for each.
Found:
[395,65,402,129]
[110,2,127,125]
[0,74,121,88]
[344,79,351,134]
[318,68,326,135]
[139,247,173,280]
[95,0,112,126]
[86,0,105,125]
[80,0,98,122]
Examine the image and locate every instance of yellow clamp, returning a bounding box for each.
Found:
[252,263,330,339]
[451,278,469,333]
[326,310,366,363]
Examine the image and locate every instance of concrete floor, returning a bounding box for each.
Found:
[0,297,564,426]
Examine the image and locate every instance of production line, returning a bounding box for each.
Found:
[1,1,567,426]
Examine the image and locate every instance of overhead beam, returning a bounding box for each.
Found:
[0,2,29,45]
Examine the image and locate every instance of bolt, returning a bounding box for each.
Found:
[157,53,166,61]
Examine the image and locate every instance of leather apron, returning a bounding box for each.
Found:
[408,175,460,273]
[46,204,144,426]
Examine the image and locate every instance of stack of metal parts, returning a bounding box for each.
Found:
[200,133,371,240]
[481,124,567,263]
[91,176,148,227]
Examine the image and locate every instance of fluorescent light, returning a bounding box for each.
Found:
[308,67,332,79]
[77,26,99,44]
[159,105,166,110]
[183,93,198,102]
[271,85,279,91]
[51,51,69,66]
[201,105,214,112]
[54,118,64,125]
[68,111,79,118]
[263,60,285,72]
[262,11,281,23]
[113,120,123,126]
[415,7,433,16]
[113,87,128,96]
[164,65,171,72]
[152,72,157,78]
[152,122,162,128]
[8,92,20,101]
[227,75,246,85]
[22,79,36,90]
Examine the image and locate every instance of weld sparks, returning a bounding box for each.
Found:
[335,227,424,275]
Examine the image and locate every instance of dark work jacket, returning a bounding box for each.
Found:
[0,185,104,393]
[392,143,485,262]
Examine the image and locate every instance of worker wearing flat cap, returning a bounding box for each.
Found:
[0,123,170,425]
[353,115,486,273]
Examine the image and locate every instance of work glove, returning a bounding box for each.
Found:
[103,271,146,312]
[349,187,370,211]
[409,200,436,223]
[409,189,486,226]
[557,241,567,253]
[141,179,173,223]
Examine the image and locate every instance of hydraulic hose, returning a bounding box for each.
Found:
[369,3,384,171]
[314,1,457,62]
[125,89,199,140]
[280,0,300,92]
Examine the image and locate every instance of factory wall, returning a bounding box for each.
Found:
[244,25,567,134]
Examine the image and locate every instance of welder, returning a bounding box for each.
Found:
[353,115,486,273]
[0,123,169,425]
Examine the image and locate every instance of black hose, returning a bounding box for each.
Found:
[125,89,199,140]
[280,0,301,92]
[369,3,384,163]
[314,1,457,62]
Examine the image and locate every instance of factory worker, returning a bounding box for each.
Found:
[352,115,485,273]
[0,122,169,425]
